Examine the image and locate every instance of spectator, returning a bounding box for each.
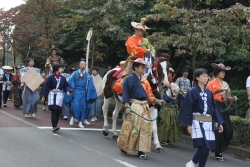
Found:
[89,68,102,122]
[175,68,191,108]
[246,72,250,102]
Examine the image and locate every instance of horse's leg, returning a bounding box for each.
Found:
[112,98,122,140]
[102,97,111,136]
[150,107,164,153]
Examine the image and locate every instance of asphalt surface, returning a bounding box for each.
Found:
[0,101,250,167]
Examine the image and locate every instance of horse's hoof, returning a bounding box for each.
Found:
[155,148,164,153]
[103,131,109,136]
[112,135,118,140]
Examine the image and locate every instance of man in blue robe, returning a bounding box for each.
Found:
[67,58,97,128]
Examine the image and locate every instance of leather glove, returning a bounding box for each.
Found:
[153,99,165,106]
[124,103,131,114]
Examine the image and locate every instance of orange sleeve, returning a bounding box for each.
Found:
[206,79,223,102]
[126,36,146,58]
[141,77,155,102]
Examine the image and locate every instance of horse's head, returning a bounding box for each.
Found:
[166,82,180,99]
[153,52,170,89]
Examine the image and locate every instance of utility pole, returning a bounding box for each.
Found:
[5,25,9,65]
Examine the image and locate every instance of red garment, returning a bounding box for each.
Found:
[126,36,146,58]
[168,76,173,82]
[53,73,61,79]
[11,73,21,84]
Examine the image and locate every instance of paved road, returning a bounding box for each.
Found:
[0,101,250,167]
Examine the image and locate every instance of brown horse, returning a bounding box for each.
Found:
[102,52,170,153]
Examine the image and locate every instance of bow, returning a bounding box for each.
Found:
[86,28,93,71]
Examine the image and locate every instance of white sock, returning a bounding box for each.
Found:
[188,160,195,167]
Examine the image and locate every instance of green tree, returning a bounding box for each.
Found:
[148,1,250,74]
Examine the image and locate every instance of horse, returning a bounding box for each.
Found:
[102,52,170,153]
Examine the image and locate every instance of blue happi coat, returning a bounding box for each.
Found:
[178,86,224,150]
[68,70,97,121]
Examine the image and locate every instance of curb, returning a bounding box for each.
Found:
[181,135,250,159]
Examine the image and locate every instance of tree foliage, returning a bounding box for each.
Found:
[148,1,250,74]
[1,0,250,88]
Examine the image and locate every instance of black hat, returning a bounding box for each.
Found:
[69,67,77,71]
[80,58,86,62]
[50,48,58,53]
[27,58,34,63]
[15,65,21,69]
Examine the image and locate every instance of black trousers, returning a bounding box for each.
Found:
[3,90,10,105]
[51,109,61,128]
[214,102,233,153]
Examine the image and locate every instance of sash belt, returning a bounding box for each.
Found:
[193,115,212,122]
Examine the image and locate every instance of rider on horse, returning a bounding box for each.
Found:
[45,47,64,75]
[113,18,159,94]
[121,17,155,77]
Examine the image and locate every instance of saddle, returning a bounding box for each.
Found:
[112,65,124,79]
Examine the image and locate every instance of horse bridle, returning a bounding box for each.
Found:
[153,56,169,83]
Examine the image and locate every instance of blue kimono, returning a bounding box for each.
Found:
[42,75,72,111]
[178,86,224,150]
[68,70,97,121]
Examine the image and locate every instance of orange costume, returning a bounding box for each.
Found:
[126,36,146,58]
[113,76,155,103]
[126,36,155,59]
[206,78,233,104]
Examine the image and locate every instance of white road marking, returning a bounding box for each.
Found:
[37,126,121,131]
[0,109,37,127]
[48,130,137,167]
[115,159,137,167]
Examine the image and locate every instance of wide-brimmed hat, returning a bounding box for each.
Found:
[134,58,149,66]
[2,66,13,70]
[131,18,150,31]
[211,63,231,71]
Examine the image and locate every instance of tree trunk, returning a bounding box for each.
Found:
[2,39,5,66]
[192,54,197,87]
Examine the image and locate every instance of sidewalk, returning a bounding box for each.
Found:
[181,132,250,161]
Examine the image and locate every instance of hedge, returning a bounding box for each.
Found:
[228,90,248,118]
[230,116,250,148]
[99,91,250,148]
